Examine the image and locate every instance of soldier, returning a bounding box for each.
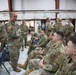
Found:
[64,18,74,43]
[55,33,76,75]
[53,18,65,32]
[37,30,48,47]
[20,20,29,48]
[28,32,39,54]
[28,23,32,34]
[45,18,53,37]
[6,12,21,72]
[18,30,48,70]
[24,31,66,75]
[38,23,41,33]
[0,21,7,52]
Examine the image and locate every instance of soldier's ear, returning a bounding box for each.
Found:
[73,49,76,55]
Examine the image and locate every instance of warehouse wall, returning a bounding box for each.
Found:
[0,0,76,20]
[12,0,55,10]
[60,0,76,10]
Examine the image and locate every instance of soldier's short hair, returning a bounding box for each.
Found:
[57,18,62,22]
[46,17,50,21]
[9,12,16,17]
[56,31,64,40]
[69,33,76,48]
[68,18,73,22]
[9,12,13,17]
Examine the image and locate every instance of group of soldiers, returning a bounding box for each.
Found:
[0,12,76,75]
[17,16,76,75]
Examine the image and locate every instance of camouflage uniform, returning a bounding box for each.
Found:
[53,23,65,32]
[27,43,66,75]
[55,57,76,75]
[0,23,7,52]
[28,40,54,61]
[28,33,39,54]
[6,21,21,70]
[64,23,74,42]
[20,23,28,48]
[45,22,53,37]
[20,33,48,70]
[38,34,48,47]
[38,25,41,33]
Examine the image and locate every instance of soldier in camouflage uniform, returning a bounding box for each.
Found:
[20,20,29,48]
[64,18,74,43]
[53,18,65,32]
[37,30,48,47]
[27,32,39,54]
[45,18,53,37]
[55,33,76,75]
[0,21,7,52]
[6,12,21,72]
[24,31,66,75]
[18,30,48,70]
[38,23,41,33]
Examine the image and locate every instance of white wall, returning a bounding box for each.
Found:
[58,13,76,19]
[12,0,21,10]
[60,0,76,10]
[58,0,76,19]
[12,0,55,10]
[0,0,76,20]
[0,0,8,11]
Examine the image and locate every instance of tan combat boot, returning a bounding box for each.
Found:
[13,67,21,72]
[27,69,33,73]
[18,61,28,70]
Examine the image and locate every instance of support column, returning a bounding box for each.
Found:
[55,0,60,22]
[8,0,12,12]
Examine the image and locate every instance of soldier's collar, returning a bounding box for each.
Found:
[9,21,15,25]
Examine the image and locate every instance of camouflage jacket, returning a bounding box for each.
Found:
[45,22,53,36]
[53,23,65,32]
[38,34,48,47]
[0,24,7,41]
[6,21,21,46]
[42,43,66,73]
[64,23,74,36]
[20,24,28,35]
[55,57,76,75]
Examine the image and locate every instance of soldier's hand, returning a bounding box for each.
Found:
[38,50,44,54]
[38,59,44,68]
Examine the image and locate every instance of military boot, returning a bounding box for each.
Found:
[24,69,33,75]
[13,67,21,72]
[18,61,28,70]
[27,69,33,73]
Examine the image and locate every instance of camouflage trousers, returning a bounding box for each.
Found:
[28,69,51,75]
[8,45,20,69]
[0,38,7,52]
[23,34,27,47]
[29,58,41,70]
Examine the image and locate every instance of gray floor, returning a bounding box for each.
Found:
[0,34,31,75]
